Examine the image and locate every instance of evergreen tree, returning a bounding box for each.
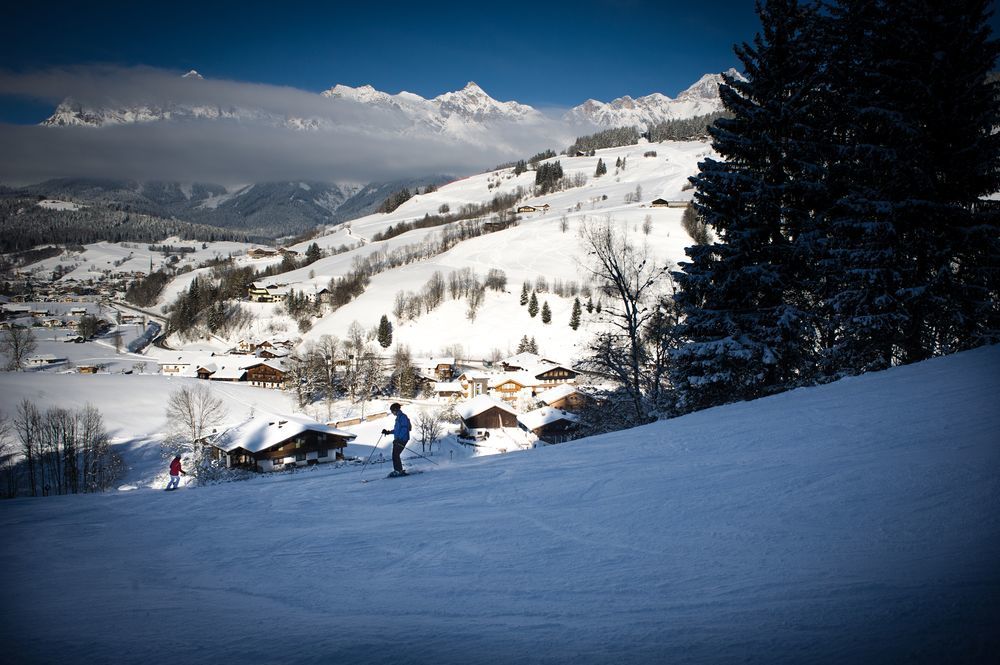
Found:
[671,0,825,413]
[541,301,552,324]
[520,282,530,306]
[595,158,607,177]
[392,345,416,399]
[821,0,1000,372]
[570,297,582,330]
[305,242,322,265]
[377,314,393,349]
[517,335,532,353]
[528,292,539,318]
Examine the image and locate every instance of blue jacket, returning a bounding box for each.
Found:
[392,411,411,442]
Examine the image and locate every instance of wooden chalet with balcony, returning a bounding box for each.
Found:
[518,406,581,444]
[245,360,290,389]
[456,395,519,437]
[208,414,356,472]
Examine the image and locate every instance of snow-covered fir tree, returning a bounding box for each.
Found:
[671,0,823,413]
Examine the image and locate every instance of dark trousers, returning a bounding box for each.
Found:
[392,439,407,473]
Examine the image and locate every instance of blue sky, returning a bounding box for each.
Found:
[0,0,761,123]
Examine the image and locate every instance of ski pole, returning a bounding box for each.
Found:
[401,443,439,465]
[360,433,385,479]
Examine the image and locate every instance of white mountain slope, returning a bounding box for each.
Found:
[1,343,996,664]
[235,139,711,359]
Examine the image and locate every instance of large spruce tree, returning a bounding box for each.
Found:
[671,0,999,413]
[821,0,1000,373]
[671,0,824,412]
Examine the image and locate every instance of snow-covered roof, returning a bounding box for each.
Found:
[434,381,464,393]
[536,383,581,405]
[211,413,356,454]
[245,358,290,373]
[457,395,518,420]
[518,406,581,431]
[490,372,542,389]
[501,352,548,368]
[211,365,248,381]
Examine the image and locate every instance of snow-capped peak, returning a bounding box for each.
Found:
[676,68,743,102]
[433,82,537,122]
[563,70,739,129]
[182,70,204,80]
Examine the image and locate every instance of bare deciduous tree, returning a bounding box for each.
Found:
[415,409,445,453]
[579,219,667,424]
[164,385,228,474]
[0,328,38,371]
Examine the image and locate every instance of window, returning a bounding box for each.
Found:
[318,449,329,458]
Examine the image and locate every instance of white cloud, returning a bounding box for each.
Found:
[0,66,583,185]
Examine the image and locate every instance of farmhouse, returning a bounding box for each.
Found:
[247,283,280,303]
[208,413,356,472]
[25,354,61,367]
[500,352,561,372]
[490,373,538,403]
[536,384,591,411]
[245,359,290,389]
[158,355,196,376]
[456,395,519,437]
[518,407,581,444]
[650,198,688,208]
[433,381,464,401]
[531,362,579,388]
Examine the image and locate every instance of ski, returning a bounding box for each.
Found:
[362,469,425,483]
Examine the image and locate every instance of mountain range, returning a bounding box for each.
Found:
[18,70,738,239]
[41,69,739,133]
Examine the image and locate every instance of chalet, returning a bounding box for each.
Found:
[650,198,687,208]
[26,354,61,367]
[248,247,279,259]
[518,407,581,444]
[208,413,356,472]
[247,282,282,303]
[517,205,540,214]
[196,363,247,382]
[245,360,290,389]
[531,362,579,388]
[457,371,490,400]
[417,357,455,381]
[41,317,64,328]
[536,384,591,412]
[456,395,519,437]
[500,352,560,372]
[69,307,89,316]
[77,365,99,374]
[490,374,537,403]
[433,381,465,401]
[159,356,195,376]
[235,339,256,354]
[255,347,290,360]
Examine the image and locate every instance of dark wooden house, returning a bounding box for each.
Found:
[209,414,356,472]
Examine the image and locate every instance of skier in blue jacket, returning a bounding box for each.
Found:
[382,402,411,476]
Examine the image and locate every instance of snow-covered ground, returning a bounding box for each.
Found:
[2,346,998,664]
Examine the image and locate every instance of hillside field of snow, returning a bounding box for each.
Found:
[2,346,998,664]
